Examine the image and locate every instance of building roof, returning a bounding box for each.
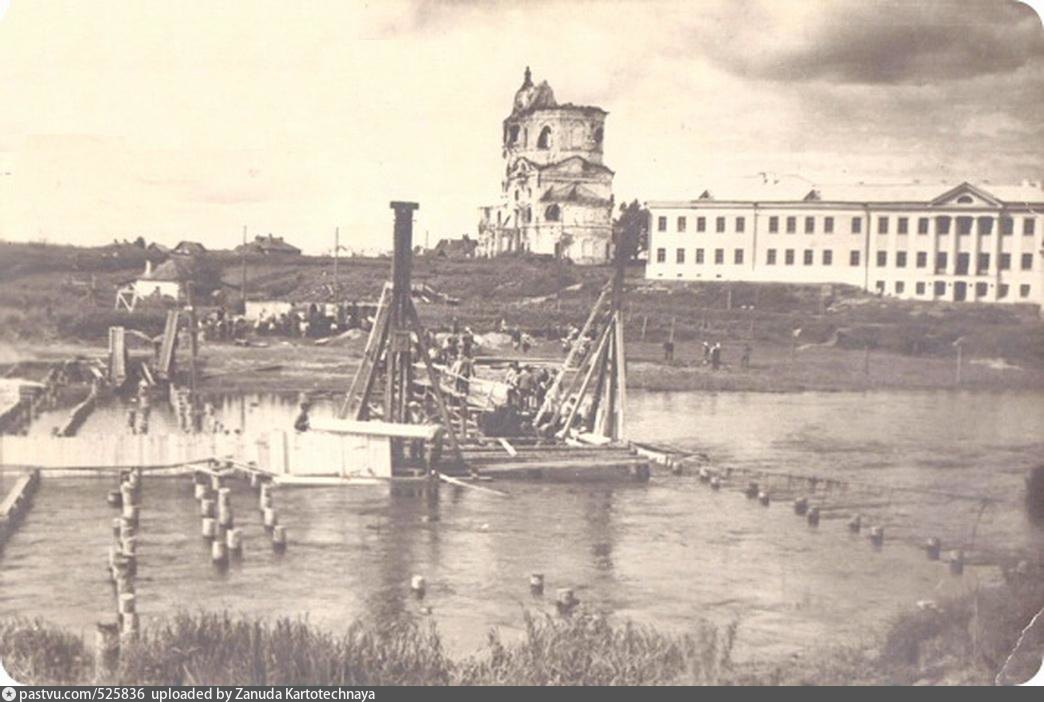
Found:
[173,241,207,255]
[508,68,605,118]
[514,155,614,178]
[141,257,195,282]
[541,183,612,207]
[433,236,478,257]
[647,179,1044,207]
[238,234,302,254]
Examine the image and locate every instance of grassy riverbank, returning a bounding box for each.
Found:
[3,577,1041,685]
[1,242,1043,394]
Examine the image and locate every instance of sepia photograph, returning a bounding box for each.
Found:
[0,0,1042,690]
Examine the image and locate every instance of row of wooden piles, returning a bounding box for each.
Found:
[194,461,286,567]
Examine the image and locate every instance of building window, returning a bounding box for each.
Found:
[677,216,686,232]
[957,217,973,235]
[824,217,834,234]
[977,253,990,273]
[822,249,833,265]
[916,251,927,268]
[998,284,1009,298]
[1022,253,1033,270]
[714,248,724,264]
[594,127,604,144]
[697,216,706,232]
[696,248,705,264]
[898,217,908,235]
[916,282,926,295]
[786,216,796,233]
[767,249,777,265]
[1020,284,1031,298]
[918,217,929,235]
[676,248,685,264]
[506,124,520,145]
[657,216,667,232]
[978,217,993,236]
[736,217,746,233]
[896,251,907,268]
[805,216,815,234]
[537,126,552,149]
[936,252,948,273]
[656,248,666,263]
[876,251,887,267]
[850,250,860,266]
[999,253,1011,270]
[875,281,885,293]
[1025,218,1036,236]
[975,282,988,298]
[769,216,779,233]
[544,204,560,222]
[956,252,969,274]
[934,281,946,297]
[878,217,889,234]
[734,249,744,264]
[803,249,813,265]
[1001,217,1014,235]
[896,281,905,294]
[785,249,795,265]
[852,217,862,234]
[716,216,726,233]
[936,216,951,235]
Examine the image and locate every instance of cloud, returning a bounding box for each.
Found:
[691,0,1044,84]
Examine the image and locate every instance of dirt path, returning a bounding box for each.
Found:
[9,335,1043,395]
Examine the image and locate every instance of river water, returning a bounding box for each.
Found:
[2,389,1042,662]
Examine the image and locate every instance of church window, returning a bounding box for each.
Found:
[545,204,561,222]
[537,126,552,149]
[594,127,604,144]
[507,124,520,146]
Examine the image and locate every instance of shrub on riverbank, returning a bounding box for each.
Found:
[0,618,93,685]
[1,579,1040,686]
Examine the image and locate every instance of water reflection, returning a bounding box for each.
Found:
[2,388,1041,662]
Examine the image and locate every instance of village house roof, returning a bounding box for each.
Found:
[140,257,196,282]
[172,241,207,256]
[432,236,478,258]
[237,234,302,255]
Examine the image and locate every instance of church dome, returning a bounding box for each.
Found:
[512,67,557,115]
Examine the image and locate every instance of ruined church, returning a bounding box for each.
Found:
[477,69,614,264]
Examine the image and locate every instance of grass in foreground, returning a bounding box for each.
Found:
[1,575,1041,686]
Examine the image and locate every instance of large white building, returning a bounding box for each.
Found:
[645,181,1044,305]
[477,68,614,264]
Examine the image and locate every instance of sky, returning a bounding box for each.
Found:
[0,0,1041,253]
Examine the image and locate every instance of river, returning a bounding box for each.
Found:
[2,389,1042,662]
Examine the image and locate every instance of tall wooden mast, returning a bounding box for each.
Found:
[340,202,464,468]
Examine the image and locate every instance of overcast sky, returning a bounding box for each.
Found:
[0,0,1041,253]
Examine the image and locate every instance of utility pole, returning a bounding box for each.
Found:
[240,225,247,312]
[333,226,340,298]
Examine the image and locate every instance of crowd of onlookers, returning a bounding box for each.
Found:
[195,303,373,343]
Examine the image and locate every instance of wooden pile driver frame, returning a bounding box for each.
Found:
[534,242,628,442]
[339,202,465,471]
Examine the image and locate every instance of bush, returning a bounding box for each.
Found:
[0,618,93,685]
